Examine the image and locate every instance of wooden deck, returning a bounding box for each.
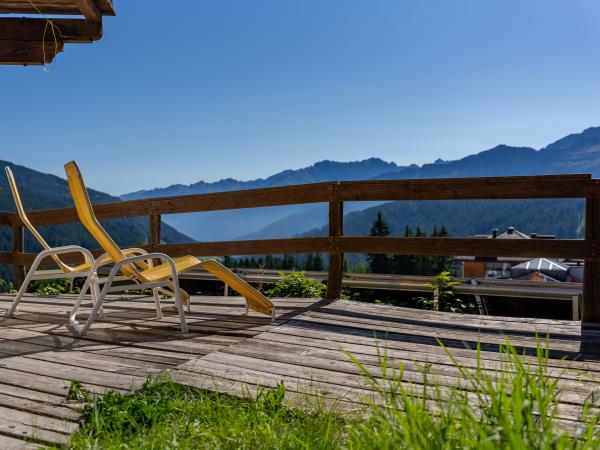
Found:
[0,294,598,448]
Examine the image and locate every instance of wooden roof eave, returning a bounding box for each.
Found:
[0,17,102,65]
[0,0,112,65]
[0,0,115,17]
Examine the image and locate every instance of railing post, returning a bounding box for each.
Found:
[149,213,162,267]
[149,213,161,250]
[11,225,25,289]
[583,197,600,321]
[326,184,343,300]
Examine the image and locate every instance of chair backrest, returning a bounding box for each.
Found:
[64,161,138,277]
[4,166,73,272]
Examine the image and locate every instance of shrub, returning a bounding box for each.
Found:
[28,278,79,296]
[265,271,326,298]
[0,279,15,294]
[414,271,477,313]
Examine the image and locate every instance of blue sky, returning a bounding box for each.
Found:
[2,0,600,195]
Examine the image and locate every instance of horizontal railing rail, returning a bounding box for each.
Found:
[1,174,599,320]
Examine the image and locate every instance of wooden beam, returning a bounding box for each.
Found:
[149,214,162,250]
[326,185,344,300]
[149,213,162,267]
[1,237,333,267]
[0,18,102,43]
[337,175,599,201]
[3,175,597,228]
[583,198,600,321]
[336,236,600,260]
[0,39,63,65]
[0,18,102,65]
[0,0,115,16]
[8,183,332,227]
[154,238,332,258]
[0,213,11,227]
[10,226,25,289]
[75,0,102,22]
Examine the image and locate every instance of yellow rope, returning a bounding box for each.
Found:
[27,0,62,68]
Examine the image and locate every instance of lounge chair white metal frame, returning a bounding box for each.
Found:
[68,251,188,335]
[5,245,96,317]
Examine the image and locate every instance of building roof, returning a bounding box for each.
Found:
[0,0,115,65]
[512,258,569,272]
[454,226,556,262]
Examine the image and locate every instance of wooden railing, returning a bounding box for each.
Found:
[1,174,600,320]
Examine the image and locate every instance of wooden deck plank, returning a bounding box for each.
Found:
[0,433,38,450]
[0,404,77,443]
[0,292,597,446]
[0,392,79,421]
[220,335,600,392]
[0,366,125,397]
[178,353,592,423]
[264,323,600,373]
[253,329,600,382]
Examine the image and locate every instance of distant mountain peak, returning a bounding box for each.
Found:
[120,157,400,200]
[542,126,600,153]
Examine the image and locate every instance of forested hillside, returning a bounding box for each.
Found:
[302,199,585,239]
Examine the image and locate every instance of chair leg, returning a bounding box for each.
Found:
[77,284,109,336]
[6,277,30,317]
[91,278,104,320]
[6,258,42,317]
[174,288,188,333]
[68,275,94,333]
[167,278,188,333]
[153,288,163,319]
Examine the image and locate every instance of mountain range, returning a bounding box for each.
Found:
[120,126,600,242]
[121,158,397,241]
[2,125,599,279]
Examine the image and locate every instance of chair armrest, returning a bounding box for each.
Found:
[95,248,152,270]
[100,252,177,281]
[38,245,95,267]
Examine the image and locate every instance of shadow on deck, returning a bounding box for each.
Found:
[0,294,598,448]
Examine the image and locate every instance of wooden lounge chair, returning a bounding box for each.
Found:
[63,161,275,336]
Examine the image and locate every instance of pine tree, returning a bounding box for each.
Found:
[431,225,451,274]
[391,225,415,275]
[370,211,390,236]
[305,253,315,270]
[313,253,324,271]
[343,256,350,273]
[282,254,297,270]
[390,225,452,276]
[367,211,391,274]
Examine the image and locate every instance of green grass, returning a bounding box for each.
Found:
[346,340,600,449]
[60,340,600,450]
[65,379,345,450]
